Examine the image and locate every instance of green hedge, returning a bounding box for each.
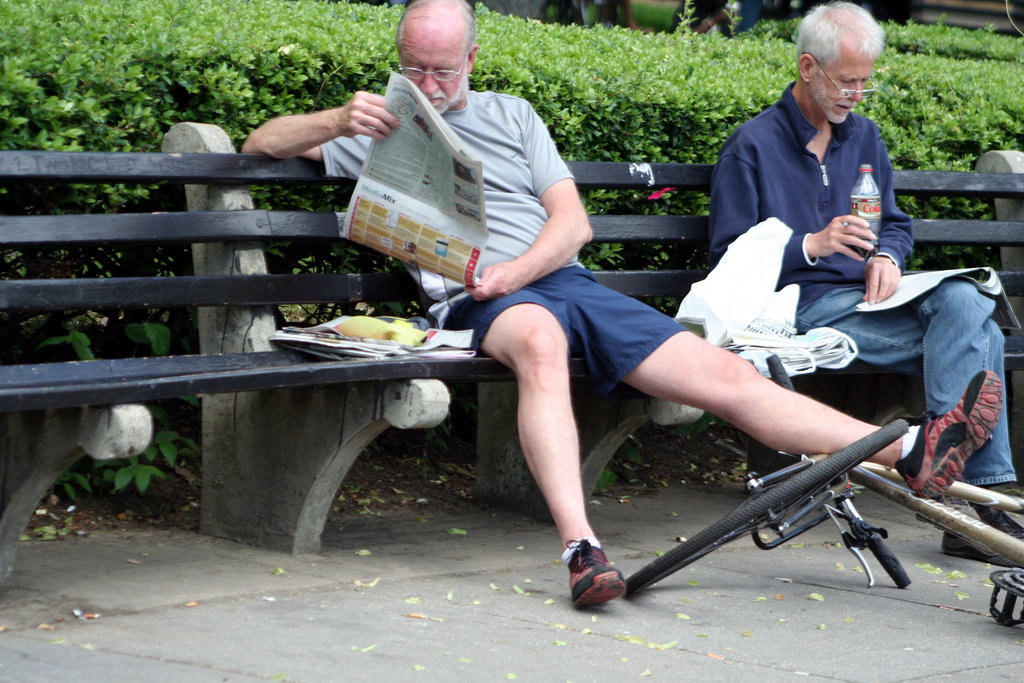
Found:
[3,1,1021,168]
[2,0,1022,281]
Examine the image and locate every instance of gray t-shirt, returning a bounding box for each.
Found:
[321,90,576,324]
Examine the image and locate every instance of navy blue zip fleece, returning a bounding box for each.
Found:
[708,83,913,308]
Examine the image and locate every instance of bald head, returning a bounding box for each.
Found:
[396,0,476,55]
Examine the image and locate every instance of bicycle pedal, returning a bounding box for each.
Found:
[990,568,1024,627]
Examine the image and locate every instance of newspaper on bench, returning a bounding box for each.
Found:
[270,315,476,361]
[340,72,487,287]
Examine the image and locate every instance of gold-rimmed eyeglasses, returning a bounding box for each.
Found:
[813,57,875,99]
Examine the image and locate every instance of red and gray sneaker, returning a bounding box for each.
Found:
[896,370,1003,498]
[565,539,625,608]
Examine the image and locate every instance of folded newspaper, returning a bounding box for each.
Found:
[856,266,1020,329]
[726,325,859,377]
[270,315,476,361]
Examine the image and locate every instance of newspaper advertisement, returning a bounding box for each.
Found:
[340,72,487,287]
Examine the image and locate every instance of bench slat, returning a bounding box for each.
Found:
[589,214,708,242]
[0,270,706,311]
[4,151,1022,199]
[4,333,1023,413]
[5,269,1024,312]
[0,273,418,311]
[6,212,1021,249]
[1,212,710,246]
[0,352,589,412]
[570,161,714,191]
[912,219,1024,245]
[892,170,1024,199]
[0,151,334,186]
[0,211,341,246]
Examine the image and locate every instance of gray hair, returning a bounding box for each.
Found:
[396,0,477,55]
[796,1,885,66]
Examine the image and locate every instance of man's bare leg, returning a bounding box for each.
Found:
[479,304,594,548]
[624,331,904,466]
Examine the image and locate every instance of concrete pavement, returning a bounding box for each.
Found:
[2,481,1023,681]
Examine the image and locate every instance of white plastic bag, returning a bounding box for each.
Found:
[675,218,794,345]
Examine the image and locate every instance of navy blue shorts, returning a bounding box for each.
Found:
[447,267,685,399]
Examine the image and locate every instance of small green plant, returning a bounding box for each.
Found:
[107,423,197,494]
[125,321,172,356]
[53,403,199,499]
[37,327,95,360]
[55,468,93,501]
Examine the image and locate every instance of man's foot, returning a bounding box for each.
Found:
[566,539,625,607]
[896,370,1003,498]
[941,505,1024,567]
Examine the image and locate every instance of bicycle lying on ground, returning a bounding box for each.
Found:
[624,419,912,595]
[624,390,1024,626]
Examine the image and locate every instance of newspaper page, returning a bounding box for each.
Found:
[856,267,1020,329]
[340,72,487,287]
[270,315,476,361]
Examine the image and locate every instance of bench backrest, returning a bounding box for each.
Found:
[2,149,1024,318]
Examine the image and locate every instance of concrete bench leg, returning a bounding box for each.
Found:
[164,122,452,553]
[474,380,703,521]
[200,379,448,554]
[0,405,152,583]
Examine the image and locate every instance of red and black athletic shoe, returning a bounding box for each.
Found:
[897,369,1003,498]
[566,539,625,608]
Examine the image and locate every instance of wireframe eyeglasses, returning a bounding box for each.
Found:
[813,56,876,99]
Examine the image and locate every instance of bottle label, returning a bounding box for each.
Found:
[850,195,881,221]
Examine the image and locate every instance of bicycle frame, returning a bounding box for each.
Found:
[852,462,1024,567]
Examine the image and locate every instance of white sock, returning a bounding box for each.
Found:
[562,536,601,564]
[900,426,920,460]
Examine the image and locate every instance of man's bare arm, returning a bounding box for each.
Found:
[468,178,592,301]
[241,91,400,160]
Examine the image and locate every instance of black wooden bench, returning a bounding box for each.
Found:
[1,121,1021,582]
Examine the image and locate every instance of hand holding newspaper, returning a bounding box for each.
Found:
[340,72,488,287]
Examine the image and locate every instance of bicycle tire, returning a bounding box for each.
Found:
[625,419,908,596]
[866,533,912,588]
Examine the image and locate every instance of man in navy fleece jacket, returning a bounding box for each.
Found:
[708,1,1023,564]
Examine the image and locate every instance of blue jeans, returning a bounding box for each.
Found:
[796,280,1015,486]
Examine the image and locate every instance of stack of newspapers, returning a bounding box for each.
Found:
[724,323,858,376]
[270,315,476,361]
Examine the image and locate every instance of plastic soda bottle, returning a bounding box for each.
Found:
[850,164,881,258]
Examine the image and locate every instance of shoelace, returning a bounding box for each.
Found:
[566,539,597,568]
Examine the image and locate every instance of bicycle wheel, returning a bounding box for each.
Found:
[625,419,908,596]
